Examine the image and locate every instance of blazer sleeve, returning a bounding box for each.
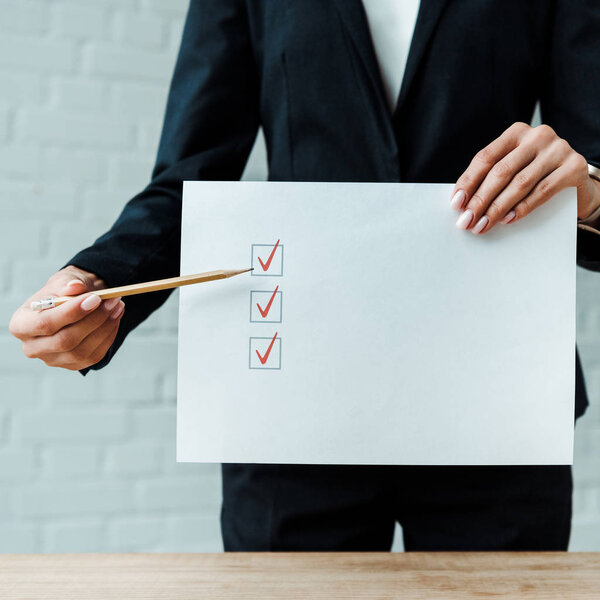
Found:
[64,0,259,374]
[540,0,600,271]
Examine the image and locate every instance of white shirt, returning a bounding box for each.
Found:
[362,0,421,111]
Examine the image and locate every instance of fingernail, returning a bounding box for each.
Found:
[501,210,516,224]
[472,215,489,234]
[103,297,120,311]
[456,209,474,230]
[110,302,125,320]
[450,190,467,210]
[66,279,84,287]
[81,294,101,311]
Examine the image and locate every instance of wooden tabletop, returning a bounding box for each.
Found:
[1,552,598,599]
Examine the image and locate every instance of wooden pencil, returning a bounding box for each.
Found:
[31,268,253,311]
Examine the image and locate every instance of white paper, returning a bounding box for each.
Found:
[177,182,576,465]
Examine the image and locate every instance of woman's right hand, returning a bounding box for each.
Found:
[8,265,125,371]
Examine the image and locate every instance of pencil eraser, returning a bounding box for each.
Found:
[31,298,55,311]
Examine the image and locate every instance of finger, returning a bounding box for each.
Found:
[21,299,123,358]
[61,266,105,293]
[42,305,124,369]
[451,122,529,210]
[11,293,103,340]
[35,271,91,302]
[475,140,575,233]
[510,162,579,223]
[458,143,537,231]
[469,153,557,234]
[61,278,89,296]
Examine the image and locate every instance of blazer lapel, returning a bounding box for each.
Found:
[394,0,449,115]
[332,0,449,116]
[331,0,389,116]
[332,0,401,179]
[331,0,449,177]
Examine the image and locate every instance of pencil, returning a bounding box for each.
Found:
[31,268,253,311]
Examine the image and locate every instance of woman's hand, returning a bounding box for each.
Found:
[450,122,600,233]
[9,266,125,371]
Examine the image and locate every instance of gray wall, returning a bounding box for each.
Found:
[0,0,598,552]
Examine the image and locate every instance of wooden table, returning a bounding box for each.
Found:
[1,552,598,599]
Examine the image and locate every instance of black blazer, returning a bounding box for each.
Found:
[68,0,600,418]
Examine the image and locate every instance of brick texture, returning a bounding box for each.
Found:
[0,0,598,554]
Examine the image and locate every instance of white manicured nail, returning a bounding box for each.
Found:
[450,190,467,210]
[81,294,101,311]
[110,302,125,320]
[66,279,83,287]
[472,215,489,234]
[456,209,474,230]
[103,297,120,311]
[501,210,516,224]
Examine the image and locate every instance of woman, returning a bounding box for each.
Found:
[10,0,600,551]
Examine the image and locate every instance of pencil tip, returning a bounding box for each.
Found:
[226,267,253,277]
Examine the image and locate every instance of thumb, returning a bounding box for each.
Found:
[60,277,91,297]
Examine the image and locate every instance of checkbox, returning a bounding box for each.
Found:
[250,287,282,323]
[251,239,283,276]
[249,333,281,370]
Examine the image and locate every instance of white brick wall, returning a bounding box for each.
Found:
[0,0,598,553]
[0,0,225,553]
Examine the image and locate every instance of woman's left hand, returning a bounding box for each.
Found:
[450,121,600,234]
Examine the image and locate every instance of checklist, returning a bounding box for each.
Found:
[249,241,284,367]
[250,287,282,323]
[249,333,281,369]
[251,240,283,276]
[179,181,576,466]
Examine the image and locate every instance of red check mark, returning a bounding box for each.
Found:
[256,286,279,318]
[256,332,278,365]
[257,239,280,271]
